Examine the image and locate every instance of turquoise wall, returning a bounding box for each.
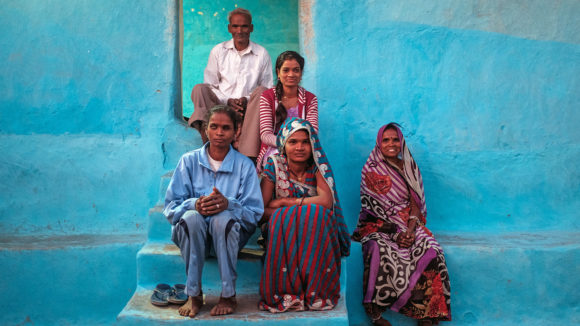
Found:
[0,0,181,236]
[182,0,299,118]
[303,0,580,233]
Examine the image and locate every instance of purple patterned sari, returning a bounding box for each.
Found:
[352,123,451,322]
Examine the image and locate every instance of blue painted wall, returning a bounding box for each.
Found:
[303,0,580,234]
[0,0,182,236]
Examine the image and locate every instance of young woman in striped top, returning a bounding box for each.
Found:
[256,51,318,171]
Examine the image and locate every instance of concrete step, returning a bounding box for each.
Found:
[136,240,264,289]
[117,284,348,325]
[0,234,145,326]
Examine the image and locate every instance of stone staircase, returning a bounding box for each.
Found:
[116,172,349,325]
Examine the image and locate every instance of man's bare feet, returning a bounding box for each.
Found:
[178,295,203,318]
[210,296,237,316]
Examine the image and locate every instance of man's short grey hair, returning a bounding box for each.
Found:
[228,8,252,23]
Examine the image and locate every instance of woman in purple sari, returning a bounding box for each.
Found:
[352,123,451,326]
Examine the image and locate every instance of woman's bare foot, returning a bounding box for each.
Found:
[364,302,390,326]
[418,319,433,326]
[373,317,392,326]
[210,296,237,316]
[178,295,203,318]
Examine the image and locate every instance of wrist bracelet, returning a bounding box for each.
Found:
[410,215,424,226]
[299,197,305,206]
[394,232,401,242]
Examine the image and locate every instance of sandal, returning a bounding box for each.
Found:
[150,283,172,306]
[168,284,187,304]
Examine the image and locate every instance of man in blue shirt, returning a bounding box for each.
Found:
[164,105,263,317]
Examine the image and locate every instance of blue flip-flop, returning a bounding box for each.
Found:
[150,283,172,306]
[168,284,187,304]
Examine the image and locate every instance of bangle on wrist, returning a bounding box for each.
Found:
[299,197,305,206]
[394,232,401,242]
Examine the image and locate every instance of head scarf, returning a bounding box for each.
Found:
[273,117,350,256]
[363,123,426,223]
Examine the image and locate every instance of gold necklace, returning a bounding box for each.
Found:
[288,168,305,182]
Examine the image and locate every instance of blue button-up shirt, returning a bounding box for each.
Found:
[163,144,264,232]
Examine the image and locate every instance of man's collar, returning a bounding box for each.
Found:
[225,39,254,55]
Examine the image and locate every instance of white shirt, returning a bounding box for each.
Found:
[204,39,273,104]
[206,148,223,172]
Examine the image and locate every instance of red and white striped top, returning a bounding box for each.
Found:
[259,86,319,147]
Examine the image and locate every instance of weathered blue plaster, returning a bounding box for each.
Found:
[0,0,179,236]
[0,235,144,325]
[367,0,580,44]
[0,1,174,136]
[305,0,580,233]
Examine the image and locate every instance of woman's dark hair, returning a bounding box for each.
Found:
[206,105,238,132]
[385,122,402,131]
[274,51,305,132]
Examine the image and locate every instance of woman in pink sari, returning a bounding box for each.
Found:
[352,123,451,326]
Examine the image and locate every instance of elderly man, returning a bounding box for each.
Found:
[188,8,273,161]
[166,105,263,317]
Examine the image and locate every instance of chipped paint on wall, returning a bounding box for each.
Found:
[299,0,316,64]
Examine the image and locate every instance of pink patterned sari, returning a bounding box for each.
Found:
[352,123,451,322]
